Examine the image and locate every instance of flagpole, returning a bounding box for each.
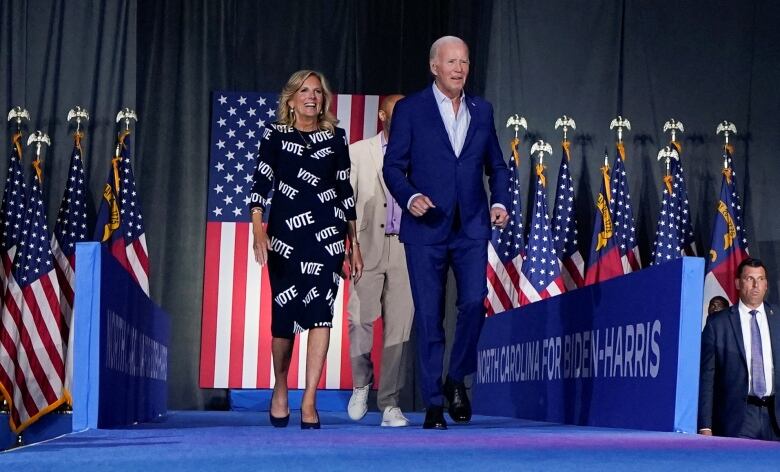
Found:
[530,140,552,169]
[505,114,528,140]
[554,115,576,145]
[27,131,51,189]
[663,118,684,147]
[117,107,138,133]
[68,106,90,139]
[716,121,737,169]
[505,114,527,167]
[610,115,631,145]
[7,107,30,134]
[610,115,631,162]
[657,146,679,179]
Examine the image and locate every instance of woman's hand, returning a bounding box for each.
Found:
[349,244,364,284]
[252,221,271,265]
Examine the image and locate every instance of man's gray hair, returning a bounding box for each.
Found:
[429,35,468,60]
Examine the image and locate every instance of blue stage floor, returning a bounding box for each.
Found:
[1,411,779,471]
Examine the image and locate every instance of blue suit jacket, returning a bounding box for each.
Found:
[698,303,780,436]
[382,85,510,245]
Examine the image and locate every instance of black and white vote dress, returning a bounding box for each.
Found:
[250,123,356,338]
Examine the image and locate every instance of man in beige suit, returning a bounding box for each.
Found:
[347,95,414,427]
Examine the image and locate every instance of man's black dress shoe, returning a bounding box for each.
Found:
[444,377,472,423]
[423,406,447,430]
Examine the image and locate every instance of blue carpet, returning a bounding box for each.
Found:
[1,411,779,471]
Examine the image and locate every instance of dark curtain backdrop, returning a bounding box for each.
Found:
[1,0,135,221]
[2,0,779,410]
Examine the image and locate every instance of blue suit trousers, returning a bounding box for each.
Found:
[404,228,487,407]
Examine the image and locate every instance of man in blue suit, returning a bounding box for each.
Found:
[699,258,780,440]
[383,36,510,429]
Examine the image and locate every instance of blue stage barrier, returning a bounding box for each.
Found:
[229,389,352,412]
[72,243,170,430]
[473,257,704,433]
[0,412,72,449]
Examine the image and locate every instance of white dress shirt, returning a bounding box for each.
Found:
[431,82,470,157]
[738,300,774,396]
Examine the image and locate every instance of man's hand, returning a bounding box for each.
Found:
[698,429,713,436]
[409,194,435,217]
[491,207,508,228]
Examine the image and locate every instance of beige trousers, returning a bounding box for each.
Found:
[347,235,413,409]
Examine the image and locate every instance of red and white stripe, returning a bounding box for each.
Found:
[0,268,65,433]
[199,94,384,389]
[621,247,641,275]
[126,235,150,295]
[51,237,75,396]
[0,246,17,296]
[486,244,522,316]
[0,246,18,404]
[518,271,565,305]
[560,251,585,291]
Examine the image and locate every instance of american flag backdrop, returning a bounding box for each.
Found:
[651,155,693,265]
[669,141,697,257]
[611,143,641,274]
[0,134,26,296]
[485,138,524,316]
[552,141,584,290]
[0,157,66,433]
[0,134,28,421]
[51,133,91,397]
[519,162,564,304]
[200,91,385,389]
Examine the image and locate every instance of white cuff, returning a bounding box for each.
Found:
[407,193,422,210]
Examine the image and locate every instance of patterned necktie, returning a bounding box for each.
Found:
[750,309,767,398]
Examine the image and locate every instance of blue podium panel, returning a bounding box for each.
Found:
[473,257,704,433]
[0,412,72,450]
[72,243,170,430]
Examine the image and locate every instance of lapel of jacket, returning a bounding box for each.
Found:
[424,85,457,157]
[461,96,479,155]
[728,304,748,366]
[368,133,388,196]
[765,303,780,383]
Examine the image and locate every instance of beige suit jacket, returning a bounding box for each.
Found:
[349,133,393,272]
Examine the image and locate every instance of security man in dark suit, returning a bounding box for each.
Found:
[699,258,780,440]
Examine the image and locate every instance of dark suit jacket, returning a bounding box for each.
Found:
[698,303,780,436]
[382,85,510,245]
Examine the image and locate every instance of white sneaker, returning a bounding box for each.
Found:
[348,384,370,420]
[381,406,409,427]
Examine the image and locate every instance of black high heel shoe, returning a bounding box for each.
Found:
[269,392,290,428]
[300,409,320,429]
[270,410,290,428]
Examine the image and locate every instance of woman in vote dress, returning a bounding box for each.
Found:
[249,70,363,429]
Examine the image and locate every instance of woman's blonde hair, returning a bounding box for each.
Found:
[277,70,338,132]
